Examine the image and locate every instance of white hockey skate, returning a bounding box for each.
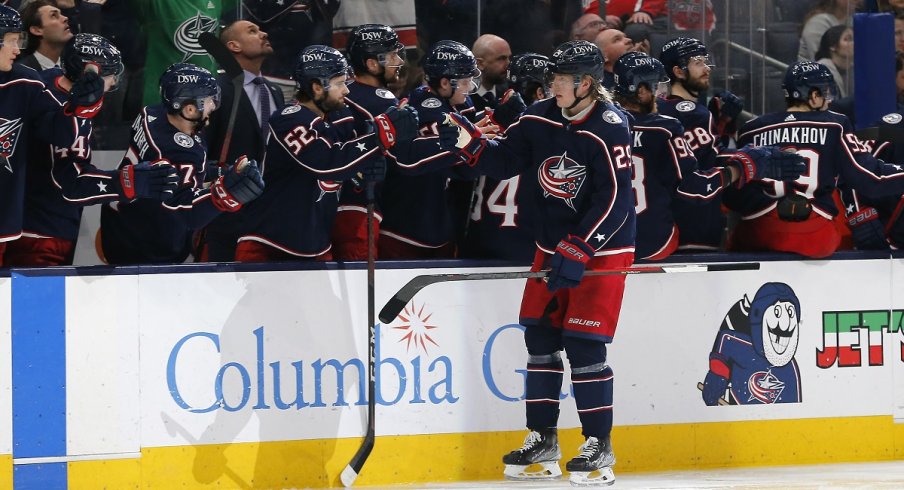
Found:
[502,429,563,480]
[566,436,616,487]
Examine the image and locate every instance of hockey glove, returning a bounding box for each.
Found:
[439,112,486,165]
[211,156,265,212]
[847,207,890,250]
[702,353,730,406]
[113,160,179,200]
[374,105,419,149]
[729,145,806,188]
[64,67,105,118]
[546,235,594,292]
[708,90,743,137]
[489,89,527,130]
[776,193,812,222]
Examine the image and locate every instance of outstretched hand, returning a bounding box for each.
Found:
[730,145,807,188]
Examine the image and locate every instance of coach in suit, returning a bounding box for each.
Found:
[202,19,285,261]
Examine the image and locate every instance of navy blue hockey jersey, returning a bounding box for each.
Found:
[0,64,79,242]
[100,104,222,264]
[726,110,904,220]
[238,103,383,256]
[657,96,725,250]
[477,98,636,254]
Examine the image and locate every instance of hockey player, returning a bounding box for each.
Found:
[99,63,265,264]
[235,45,418,262]
[4,34,179,266]
[331,23,406,261]
[612,52,805,260]
[0,4,107,266]
[461,53,548,262]
[724,62,904,258]
[441,40,632,486]
[657,37,744,252]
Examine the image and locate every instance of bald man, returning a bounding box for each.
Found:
[594,29,634,89]
[571,13,607,41]
[471,33,512,111]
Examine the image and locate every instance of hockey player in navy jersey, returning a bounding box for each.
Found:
[4,34,179,266]
[441,40,634,486]
[99,63,265,264]
[658,37,743,252]
[612,52,805,260]
[331,23,405,261]
[725,62,904,258]
[0,4,108,266]
[235,45,418,262]
[461,53,548,262]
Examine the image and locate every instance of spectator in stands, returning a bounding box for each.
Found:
[895,12,904,52]
[897,51,904,111]
[880,0,904,14]
[582,0,666,30]
[798,0,862,62]
[471,33,511,112]
[623,22,651,55]
[570,12,607,41]
[815,25,854,98]
[594,28,634,89]
[17,0,72,70]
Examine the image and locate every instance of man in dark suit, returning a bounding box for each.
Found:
[16,0,72,71]
[470,33,511,113]
[202,19,285,261]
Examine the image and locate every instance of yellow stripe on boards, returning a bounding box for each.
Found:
[26,416,904,488]
[0,454,10,490]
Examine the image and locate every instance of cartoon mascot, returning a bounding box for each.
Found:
[701,282,802,405]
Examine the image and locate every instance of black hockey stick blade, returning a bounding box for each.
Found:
[197,32,242,78]
[378,262,759,324]
[341,427,374,487]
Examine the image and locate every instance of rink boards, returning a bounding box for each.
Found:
[0,256,903,488]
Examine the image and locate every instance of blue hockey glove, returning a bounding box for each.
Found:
[64,67,105,118]
[546,235,594,292]
[489,89,527,130]
[211,156,264,212]
[729,145,807,188]
[702,353,730,406]
[709,90,743,121]
[113,159,179,200]
[374,105,419,149]
[439,112,486,165]
[848,207,890,250]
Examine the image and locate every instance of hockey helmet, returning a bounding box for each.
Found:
[659,37,709,73]
[424,40,481,90]
[546,40,604,84]
[613,51,670,98]
[0,4,24,49]
[62,33,124,87]
[295,44,353,99]
[783,61,838,104]
[507,52,550,95]
[346,23,404,71]
[159,63,220,113]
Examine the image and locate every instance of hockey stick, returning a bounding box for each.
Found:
[696,381,730,406]
[340,182,378,487]
[379,262,759,323]
[198,31,244,167]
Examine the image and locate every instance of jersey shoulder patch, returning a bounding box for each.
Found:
[375,88,396,100]
[282,104,302,115]
[421,97,442,109]
[602,109,623,124]
[882,112,903,124]
[676,100,696,112]
[173,132,194,148]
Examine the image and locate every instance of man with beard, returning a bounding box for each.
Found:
[235,45,418,262]
[611,52,804,260]
[471,34,512,112]
[331,23,405,260]
[99,63,265,264]
[658,37,743,252]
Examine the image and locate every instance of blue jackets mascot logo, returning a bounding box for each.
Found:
[701,282,803,405]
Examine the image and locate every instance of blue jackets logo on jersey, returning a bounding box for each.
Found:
[316,180,342,202]
[538,152,586,211]
[0,117,23,173]
[174,12,217,62]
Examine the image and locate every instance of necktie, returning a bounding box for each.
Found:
[253,76,271,142]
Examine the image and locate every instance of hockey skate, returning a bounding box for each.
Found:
[565,436,615,487]
[502,429,563,480]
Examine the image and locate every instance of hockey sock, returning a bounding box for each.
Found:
[525,351,564,430]
[571,362,614,441]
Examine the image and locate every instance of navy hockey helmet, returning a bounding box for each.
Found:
[0,4,24,49]
[346,23,404,71]
[659,37,709,73]
[424,40,480,84]
[159,63,220,113]
[546,40,604,83]
[295,44,353,98]
[62,34,124,86]
[613,51,669,98]
[783,61,838,104]
[507,52,550,94]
